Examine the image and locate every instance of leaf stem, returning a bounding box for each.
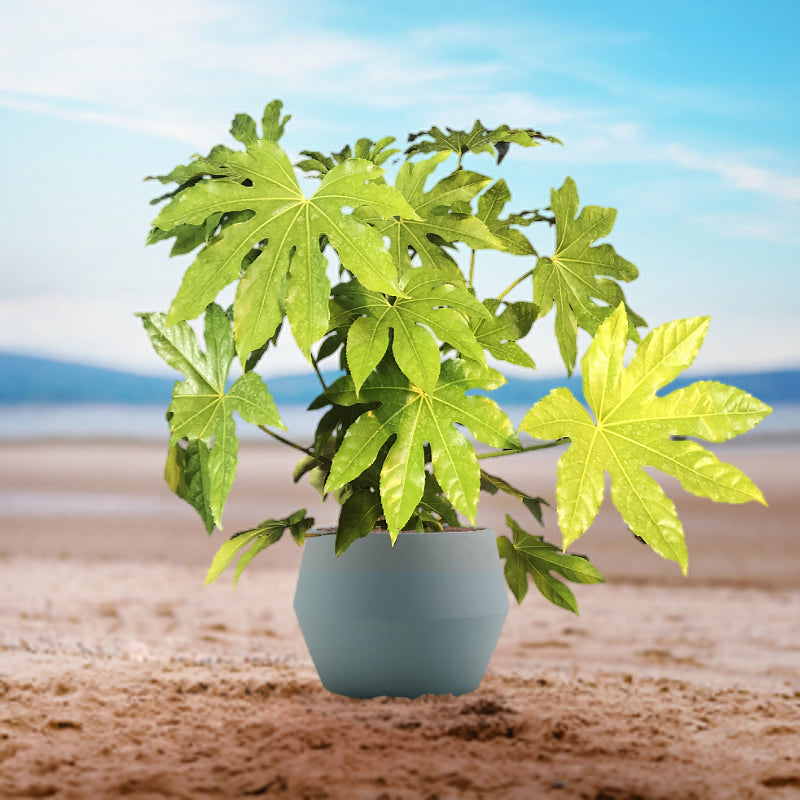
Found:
[258,425,313,456]
[496,268,535,301]
[311,357,328,391]
[477,438,569,460]
[468,249,476,289]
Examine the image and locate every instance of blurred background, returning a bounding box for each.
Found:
[0,0,797,582]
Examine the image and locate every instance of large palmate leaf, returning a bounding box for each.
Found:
[468,299,538,370]
[335,267,490,394]
[357,153,501,280]
[145,103,291,259]
[139,304,283,528]
[520,304,771,573]
[145,101,290,198]
[205,509,312,586]
[406,120,561,164]
[533,177,646,374]
[325,358,519,538]
[475,179,537,256]
[150,123,420,361]
[497,515,604,612]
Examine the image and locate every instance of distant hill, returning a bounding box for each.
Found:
[1,351,798,407]
[0,352,174,405]
[0,352,328,406]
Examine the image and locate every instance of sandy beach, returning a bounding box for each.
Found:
[0,438,798,799]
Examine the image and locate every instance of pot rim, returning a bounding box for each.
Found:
[305,526,491,538]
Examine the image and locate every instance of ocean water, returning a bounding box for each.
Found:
[0,403,799,442]
[0,404,324,442]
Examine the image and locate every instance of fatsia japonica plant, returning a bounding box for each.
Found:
[140,100,771,614]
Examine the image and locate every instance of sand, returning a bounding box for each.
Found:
[0,439,798,799]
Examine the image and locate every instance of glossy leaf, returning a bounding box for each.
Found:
[476,179,536,256]
[164,438,214,533]
[205,509,312,586]
[533,177,645,374]
[151,115,420,362]
[417,471,460,529]
[497,515,604,612]
[336,267,490,393]
[335,489,383,555]
[357,153,501,279]
[469,299,538,370]
[139,304,284,528]
[520,304,771,573]
[145,143,234,195]
[405,120,561,163]
[325,358,519,538]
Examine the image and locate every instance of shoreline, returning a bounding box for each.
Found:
[1,439,796,590]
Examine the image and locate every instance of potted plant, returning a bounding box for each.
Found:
[140,100,770,698]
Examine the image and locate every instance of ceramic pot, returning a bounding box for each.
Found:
[293,528,508,699]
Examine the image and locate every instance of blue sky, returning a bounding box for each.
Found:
[0,0,797,378]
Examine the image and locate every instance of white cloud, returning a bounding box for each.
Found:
[0,291,318,377]
[0,93,218,147]
[0,293,171,375]
[1,0,797,377]
[0,1,512,146]
[693,212,800,247]
[513,116,800,205]
[2,0,798,207]
[663,144,800,201]
[2,289,796,380]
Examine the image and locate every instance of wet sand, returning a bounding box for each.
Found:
[0,440,798,799]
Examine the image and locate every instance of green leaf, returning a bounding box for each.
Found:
[165,438,214,533]
[479,468,547,524]
[296,136,400,177]
[335,489,383,555]
[146,212,226,258]
[230,113,258,146]
[497,515,604,612]
[261,99,291,142]
[139,304,284,528]
[417,471,460,528]
[152,119,420,362]
[532,177,645,374]
[325,358,519,538]
[336,267,490,394]
[469,299,538,370]
[205,509,312,586]
[476,180,536,256]
[357,153,502,279]
[520,304,771,574]
[405,120,561,163]
[144,143,234,191]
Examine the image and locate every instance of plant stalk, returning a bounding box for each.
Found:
[476,438,568,460]
[468,249,476,289]
[496,268,534,301]
[311,357,328,391]
[258,425,313,456]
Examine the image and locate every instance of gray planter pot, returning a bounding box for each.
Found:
[293,528,509,699]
